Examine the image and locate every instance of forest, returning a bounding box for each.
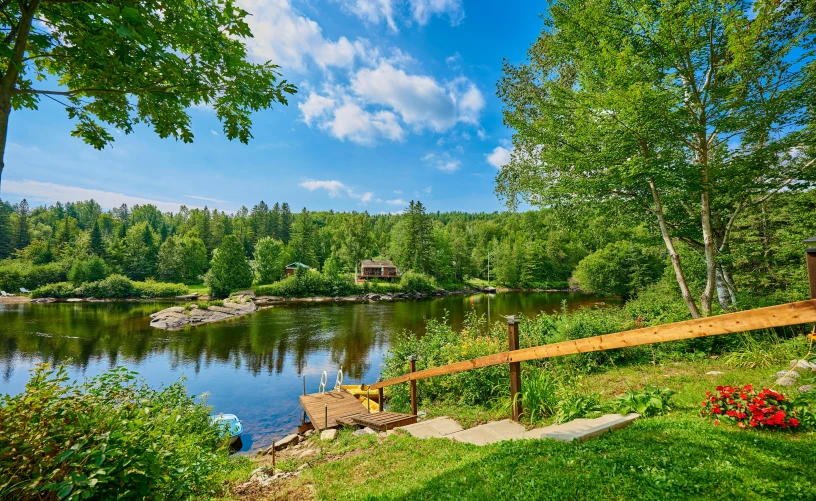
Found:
[1,187,814,301]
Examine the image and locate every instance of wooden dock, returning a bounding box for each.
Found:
[299,390,416,431]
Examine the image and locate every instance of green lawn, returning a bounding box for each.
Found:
[246,359,814,500]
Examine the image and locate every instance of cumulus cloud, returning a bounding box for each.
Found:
[336,0,397,31]
[299,179,375,204]
[409,0,464,25]
[300,63,484,145]
[238,0,373,71]
[422,151,462,173]
[486,145,512,169]
[4,180,202,212]
[334,0,463,29]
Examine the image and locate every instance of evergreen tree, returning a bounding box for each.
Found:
[250,201,270,244]
[123,222,158,280]
[158,236,184,282]
[14,199,30,250]
[289,208,317,266]
[207,235,253,298]
[89,220,105,256]
[253,236,284,284]
[0,199,12,259]
[270,202,281,242]
[279,202,292,244]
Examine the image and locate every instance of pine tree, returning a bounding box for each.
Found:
[289,208,317,266]
[279,202,292,244]
[207,235,253,298]
[90,220,105,256]
[0,199,12,259]
[14,199,30,250]
[270,202,281,241]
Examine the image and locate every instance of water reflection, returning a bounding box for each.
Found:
[0,292,616,451]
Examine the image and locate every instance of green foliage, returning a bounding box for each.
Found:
[158,234,207,283]
[68,256,109,286]
[255,270,357,298]
[615,385,675,417]
[555,391,602,423]
[32,274,186,299]
[398,271,437,294]
[122,222,158,281]
[0,364,237,500]
[253,236,285,284]
[572,241,664,298]
[206,235,253,298]
[0,260,68,291]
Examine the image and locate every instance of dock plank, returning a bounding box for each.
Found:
[299,391,369,431]
[351,412,417,432]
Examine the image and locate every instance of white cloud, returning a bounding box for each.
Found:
[299,92,336,126]
[421,151,461,173]
[486,145,512,169]
[334,0,463,29]
[4,180,202,212]
[210,130,219,136]
[300,179,347,197]
[300,179,374,204]
[423,186,432,194]
[238,0,372,71]
[386,198,407,205]
[185,195,230,204]
[326,101,405,145]
[351,63,483,132]
[445,51,462,70]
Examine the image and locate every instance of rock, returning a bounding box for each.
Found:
[297,463,310,471]
[705,371,724,376]
[304,429,315,437]
[31,297,56,303]
[798,385,815,393]
[776,370,800,379]
[776,376,799,387]
[297,449,317,459]
[273,434,300,451]
[352,427,376,437]
[320,428,338,441]
[66,298,84,302]
[175,293,199,300]
[789,359,816,372]
[149,299,258,331]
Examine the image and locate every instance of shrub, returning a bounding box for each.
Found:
[30,281,77,299]
[701,385,801,429]
[81,274,133,298]
[68,256,109,286]
[253,237,285,284]
[207,235,252,298]
[0,364,237,500]
[555,391,602,423]
[615,385,675,417]
[131,279,188,298]
[571,240,664,299]
[0,260,68,291]
[255,271,357,298]
[399,271,437,294]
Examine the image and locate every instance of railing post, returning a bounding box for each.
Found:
[377,377,384,412]
[805,237,816,299]
[408,355,418,416]
[507,316,522,422]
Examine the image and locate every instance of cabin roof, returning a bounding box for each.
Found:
[285,262,311,269]
[361,260,396,268]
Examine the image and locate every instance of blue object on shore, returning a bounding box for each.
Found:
[211,413,243,445]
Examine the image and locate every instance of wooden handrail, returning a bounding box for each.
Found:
[369,299,816,390]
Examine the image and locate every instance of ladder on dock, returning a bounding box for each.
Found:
[299,390,416,431]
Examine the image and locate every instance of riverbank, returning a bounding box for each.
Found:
[226,358,816,500]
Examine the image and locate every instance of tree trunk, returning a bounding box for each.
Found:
[699,158,717,316]
[0,1,42,195]
[648,178,700,318]
[715,265,730,310]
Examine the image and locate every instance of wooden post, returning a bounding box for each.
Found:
[303,375,306,396]
[408,355,418,416]
[367,389,371,413]
[379,387,384,409]
[324,405,328,430]
[805,237,816,299]
[272,441,276,470]
[507,316,522,422]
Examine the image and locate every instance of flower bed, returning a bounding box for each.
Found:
[701,384,800,429]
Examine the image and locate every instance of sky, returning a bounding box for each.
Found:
[1,0,546,214]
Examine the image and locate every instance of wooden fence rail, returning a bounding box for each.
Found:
[369,299,816,392]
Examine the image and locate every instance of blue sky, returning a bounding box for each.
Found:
[2,0,544,214]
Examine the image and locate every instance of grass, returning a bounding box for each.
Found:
[186,282,209,295]
[236,358,815,500]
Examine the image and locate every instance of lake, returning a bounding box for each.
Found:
[0,292,617,452]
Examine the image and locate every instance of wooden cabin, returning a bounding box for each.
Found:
[359,260,399,282]
[285,262,311,276]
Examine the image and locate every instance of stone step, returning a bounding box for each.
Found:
[399,416,463,439]
[538,413,640,443]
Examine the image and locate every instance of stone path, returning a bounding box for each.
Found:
[399,413,639,445]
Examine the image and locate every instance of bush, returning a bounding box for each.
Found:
[30,281,77,299]
[255,270,357,298]
[68,256,109,286]
[207,235,253,298]
[0,364,239,500]
[81,274,133,298]
[399,271,437,294]
[572,240,664,298]
[0,260,68,292]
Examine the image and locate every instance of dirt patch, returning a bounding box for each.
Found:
[0,295,31,304]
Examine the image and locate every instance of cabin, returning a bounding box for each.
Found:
[359,260,399,282]
[285,262,311,276]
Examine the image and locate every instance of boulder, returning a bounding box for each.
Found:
[798,385,815,393]
[273,434,300,451]
[297,449,317,459]
[352,427,376,437]
[776,370,800,379]
[320,428,338,441]
[789,360,816,372]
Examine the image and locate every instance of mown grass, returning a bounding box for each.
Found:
[250,358,814,500]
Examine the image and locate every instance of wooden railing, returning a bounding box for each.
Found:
[369,299,816,419]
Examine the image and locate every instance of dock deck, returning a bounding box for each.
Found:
[300,390,416,431]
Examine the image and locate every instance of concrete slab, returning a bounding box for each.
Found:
[540,413,639,443]
[449,426,505,446]
[400,417,463,439]
[479,419,526,439]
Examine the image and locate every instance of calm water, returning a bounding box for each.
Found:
[0,292,616,452]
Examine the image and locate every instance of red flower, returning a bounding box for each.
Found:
[790,418,800,427]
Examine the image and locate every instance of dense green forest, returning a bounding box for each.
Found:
[1,188,814,300]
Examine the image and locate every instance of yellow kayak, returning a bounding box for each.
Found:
[357,396,380,413]
[340,384,381,402]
